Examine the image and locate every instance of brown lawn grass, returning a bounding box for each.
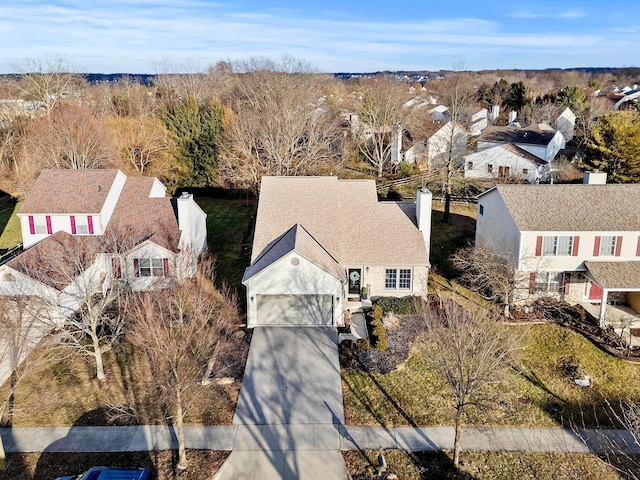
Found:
[342,322,640,428]
[344,450,629,480]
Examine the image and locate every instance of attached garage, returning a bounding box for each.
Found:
[256,294,334,326]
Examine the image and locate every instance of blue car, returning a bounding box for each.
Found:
[56,467,155,480]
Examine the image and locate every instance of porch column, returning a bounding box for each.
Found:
[599,289,609,328]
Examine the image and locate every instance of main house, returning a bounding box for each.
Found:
[242,176,431,328]
[0,169,207,324]
[475,172,640,326]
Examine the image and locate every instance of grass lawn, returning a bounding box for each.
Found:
[0,450,228,480]
[1,342,245,427]
[0,195,21,251]
[344,450,628,480]
[196,197,257,290]
[342,323,640,428]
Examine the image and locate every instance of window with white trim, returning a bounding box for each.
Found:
[535,272,563,293]
[467,161,474,170]
[399,269,412,289]
[487,164,493,174]
[34,217,47,234]
[599,236,616,256]
[75,218,89,235]
[542,236,573,256]
[385,269,397,289]
[139,258,165,277]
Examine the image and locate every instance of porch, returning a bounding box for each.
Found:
[581,302,640,348]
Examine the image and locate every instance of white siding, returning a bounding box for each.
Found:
[475,189,521,260]
[464,147,541,184]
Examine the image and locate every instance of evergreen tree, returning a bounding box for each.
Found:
[161,96,223,187]
[579,111,640,183]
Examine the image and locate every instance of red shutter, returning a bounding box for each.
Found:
[111,257,121,279]
[637,236,640,257]
[564,272,571,295]
[593,236,601,256]
[572,236,580,256]
[133,258,140,277]
[70,215,76,234]
[45,215,52,234]
[615,236,623,256]
[529,272,536,294]
[28,216,35,235]
[163,258,169,277]
[87,216,94,234]
[535,236,543,256]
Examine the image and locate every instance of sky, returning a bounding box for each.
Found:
[1,0,638,74]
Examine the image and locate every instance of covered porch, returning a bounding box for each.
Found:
[582,261,640,331]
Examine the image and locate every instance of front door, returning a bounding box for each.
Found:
[348,269,361,295]
[588,282,603,301]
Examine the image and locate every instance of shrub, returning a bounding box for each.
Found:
[357,338,370,352]
[372,305,383,322]
[396,161,418,178]
[372,318,388,351]
[374,296,425,315]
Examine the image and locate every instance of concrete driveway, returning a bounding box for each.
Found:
[233,327,345,425]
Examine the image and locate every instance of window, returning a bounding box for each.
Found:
[498,166,510,177]
[522,168,529,175]
[71,215,93,235]
[385,268,412,290]
[487,164,493,174]
[542,236,573,256]
[75,219,89,235]
[599,236,616,256]
[385,269,397,289]
[399,269,412,289]
[467,161,474,170]
[535,272,563,293]
[479,204,484,216]
[29,215,51,235]
[34,218,47,234]
[136,258,167,277]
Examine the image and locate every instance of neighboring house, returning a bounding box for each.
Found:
[475,173,640,326]
[556,107,576,142]
[464,144,549,184]
[0,169,207,324]
[242,176,432,328]
[469,108,489,136]
[477,125,565,163]
[402,121,468,169]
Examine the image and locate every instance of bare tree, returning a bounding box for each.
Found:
[220,57,341,192]
[354,77,414,177]
[20,101,115,174]
[452,244,533,317]
[430,71,476,223]
[9,56,85,118]
[11,232,134,381]
[125,269,239,470]
[420,298,522,468]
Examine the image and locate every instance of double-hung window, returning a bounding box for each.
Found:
[135,258,168,277]
[599,236,617,256]
[385,269,397,289]
[535,272,563,293]
[543,236,573,256]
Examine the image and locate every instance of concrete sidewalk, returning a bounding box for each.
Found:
[2,424,638,455]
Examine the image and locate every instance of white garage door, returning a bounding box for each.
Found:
[256,294,333,326]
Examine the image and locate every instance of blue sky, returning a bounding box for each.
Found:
[1,0,637,73]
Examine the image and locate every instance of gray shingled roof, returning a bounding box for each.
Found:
[585,261,640,290]
[251,176,429,273]
[479,126,557,146]
[481,184,640,232]
[19,169,120,214]
[244,224,345,281]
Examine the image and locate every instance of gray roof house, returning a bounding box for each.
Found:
[477,125,565,163]
[242,176,432,327]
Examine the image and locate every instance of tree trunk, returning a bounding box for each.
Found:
[443,192,451,224]
[176,391,187,470]
[0,434,5,470]
[93,339,106,381]
[504,302,510,318]
[201,343,220,386]
[453,409,462,468]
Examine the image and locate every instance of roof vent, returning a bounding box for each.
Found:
[583,170,607,185]
[180,191,190,198]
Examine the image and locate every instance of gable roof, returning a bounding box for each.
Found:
[251,176,429,271]
[105,176,181,253]
[20,169,120,214]
[244,224,345,281]
[478,126,558,147]
[468,144,546,166]
[478,184,640,232]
